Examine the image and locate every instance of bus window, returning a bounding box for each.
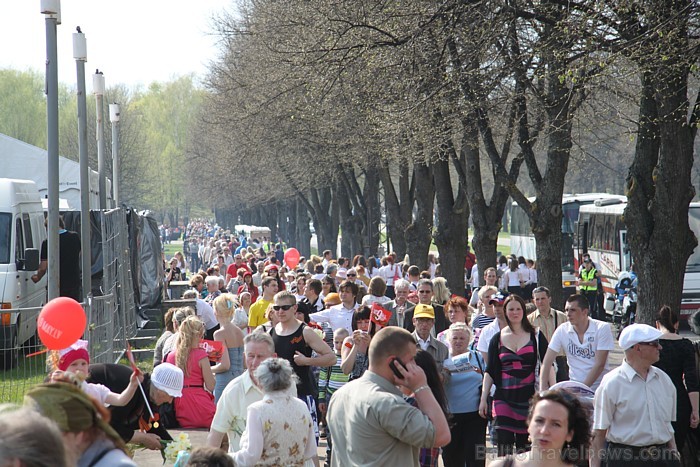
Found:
[687,207,700,273]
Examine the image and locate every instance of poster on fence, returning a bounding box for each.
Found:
[199,339,224,362]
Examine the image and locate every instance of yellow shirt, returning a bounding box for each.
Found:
[248,298,271,327]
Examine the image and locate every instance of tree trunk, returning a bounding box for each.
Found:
[405,160,434,268]
[379,161,412,259]
[276,201,291,244]
[625,61,697,323]
[337,184,356,258]
[295,198,312,258]
[285,200,297,247]
[363,166,381,257]
[532,112,572,309]
[309,187,332,254]
[432,154,469,297]
[461,116,512,286]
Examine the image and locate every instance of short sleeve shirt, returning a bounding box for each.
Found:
[548,318,614,390]
[248,299,271,327]
[593,361,676,446]
[476,319,501,354]
[327,371,436,467]
[210,371,264,452]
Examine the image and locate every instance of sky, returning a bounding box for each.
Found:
[1,0,233,90]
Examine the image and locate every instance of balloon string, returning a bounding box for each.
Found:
[138,379,155,420]
[25,348,49,358]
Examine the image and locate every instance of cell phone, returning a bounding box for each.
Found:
[389,357,407,379]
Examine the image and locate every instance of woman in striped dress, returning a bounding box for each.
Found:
[478,294,550,456]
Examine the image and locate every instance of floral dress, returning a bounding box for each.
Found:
[232,391,317,466]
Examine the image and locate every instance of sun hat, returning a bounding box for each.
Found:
[151,363,184,397]
[618,323,663,350]
[413,304,435,320]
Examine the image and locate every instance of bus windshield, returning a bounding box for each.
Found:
[0,213,10,264]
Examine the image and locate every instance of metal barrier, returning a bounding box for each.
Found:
[0,208,143,403]
[101,208,138,344]
[0,309,46,404]
[0,294,122,403]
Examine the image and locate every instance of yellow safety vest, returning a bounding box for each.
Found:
[580,268,598,291]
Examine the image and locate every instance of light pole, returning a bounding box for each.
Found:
[41,0,61,300]
[109,103,120,206]
[73,26,91,301]
[93,70,106,210]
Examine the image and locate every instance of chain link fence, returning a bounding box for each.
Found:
[0,207,140,403]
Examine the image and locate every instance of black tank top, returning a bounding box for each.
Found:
[270,323,314,397]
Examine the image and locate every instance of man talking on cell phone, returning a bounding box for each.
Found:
[327,327,451,466]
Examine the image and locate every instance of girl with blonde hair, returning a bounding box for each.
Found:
[212,294,245,403]
[165,316,216,428]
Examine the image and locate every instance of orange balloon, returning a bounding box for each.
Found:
[37,297,87,350]
[284,248,301,269]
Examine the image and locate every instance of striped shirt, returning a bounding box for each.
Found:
[318,355,349,402]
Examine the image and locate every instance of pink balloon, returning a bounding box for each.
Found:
[38,297,86,350]
[284,248,301,269]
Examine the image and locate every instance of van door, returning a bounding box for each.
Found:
[14,214,42,345]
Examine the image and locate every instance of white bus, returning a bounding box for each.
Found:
[577,198,700,319]
[510,194,626,294]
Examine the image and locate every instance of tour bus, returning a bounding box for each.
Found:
[577,197,700,319]
[510,193,626,295]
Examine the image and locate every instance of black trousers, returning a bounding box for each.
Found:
[582,290,599,319]
[496,429,529,457]
[442,411,487,467]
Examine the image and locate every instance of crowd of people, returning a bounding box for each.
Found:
[2,221,697,467]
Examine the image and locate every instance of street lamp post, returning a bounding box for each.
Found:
[93,71,106,210]
[73,27,91,301]
[109,103,120,206]
[41,0,61,300]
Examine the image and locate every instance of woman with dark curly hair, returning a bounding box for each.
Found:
[489,389,591,466]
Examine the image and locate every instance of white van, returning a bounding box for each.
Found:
[0,178,45,368]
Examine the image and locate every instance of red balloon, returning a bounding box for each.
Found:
[284,248,301,269]
[37,297,87,350]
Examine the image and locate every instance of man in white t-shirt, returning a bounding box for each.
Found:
[538,293,614,392]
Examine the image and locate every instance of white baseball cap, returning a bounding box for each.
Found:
[151,363,184,397]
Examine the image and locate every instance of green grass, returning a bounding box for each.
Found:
[163,240,183,260]
[0,351,49,404]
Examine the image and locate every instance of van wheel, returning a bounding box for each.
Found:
[0,326,19,370]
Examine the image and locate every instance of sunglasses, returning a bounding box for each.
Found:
[637,340,660,347]
[347,274,356,277]
[272,304,294,311]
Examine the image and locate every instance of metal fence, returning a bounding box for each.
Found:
[101,208,138,353]
[0,208,140,403]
